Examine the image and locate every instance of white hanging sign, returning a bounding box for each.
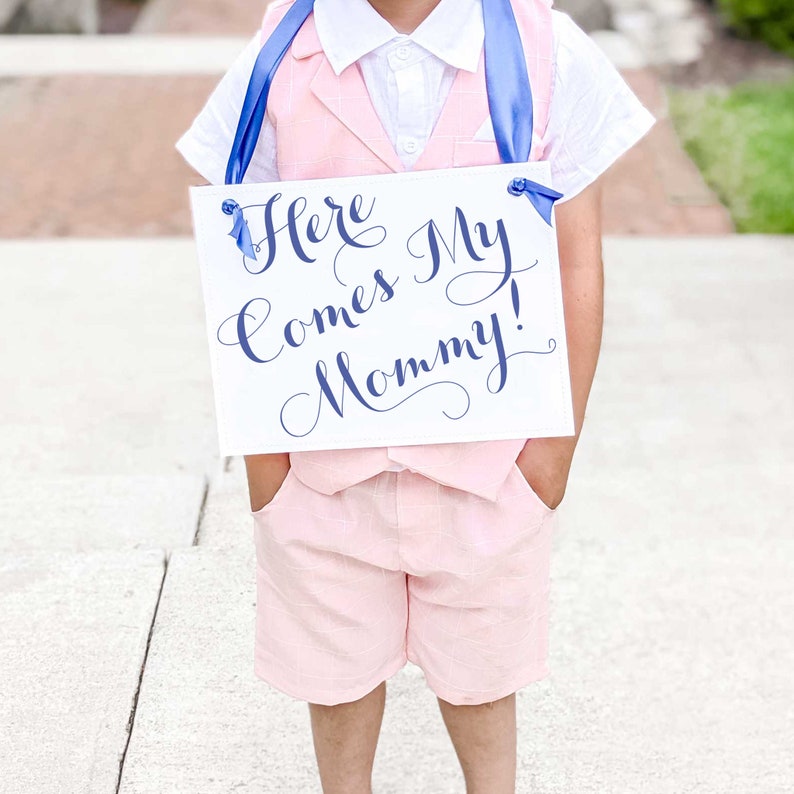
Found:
[189,162,574,454]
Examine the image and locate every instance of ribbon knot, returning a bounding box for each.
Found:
[222,199,257,260]
[507,178,564,226]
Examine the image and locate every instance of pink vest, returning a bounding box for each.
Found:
[258,0,555,501]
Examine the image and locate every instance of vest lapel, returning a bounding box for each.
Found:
[309,58,405,173]
[412,52,491,171]
[290,13,404,173]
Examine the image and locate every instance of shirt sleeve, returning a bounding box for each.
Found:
[542,11,657,203]
[175,33,280,186]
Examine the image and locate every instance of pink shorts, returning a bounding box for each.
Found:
[251,464,557,706]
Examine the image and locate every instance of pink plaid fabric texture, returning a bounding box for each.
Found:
[258,0,555,500]
[254,466,556,706]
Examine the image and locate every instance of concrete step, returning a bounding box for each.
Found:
[0,34,249,75]
[0,549,166,794]
[0,239,217,479]
[117,546,325,793]
[133,0,263,35]
[0,474,205,553]
[195,456,250,552]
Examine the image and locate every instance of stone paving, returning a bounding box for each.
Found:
[133,0,263,34]
[0,74,214,237]
[0,67,730,239]
[604,68,732,234]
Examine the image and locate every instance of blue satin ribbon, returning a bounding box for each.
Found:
[224,0,563,257]
[507,177,564,225]
[222,199,257,260]
[482,0,533,164]
[225,0,315,186]
[482,0,564,225]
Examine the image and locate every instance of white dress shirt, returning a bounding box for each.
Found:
[176,0,656,199]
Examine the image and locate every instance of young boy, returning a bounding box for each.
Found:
[177,0,655,791]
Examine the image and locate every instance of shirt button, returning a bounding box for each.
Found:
[396,45,410,60]
[402,138,418,154]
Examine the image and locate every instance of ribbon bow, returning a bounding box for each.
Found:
[222,199,257,260]
[507,178,564,226]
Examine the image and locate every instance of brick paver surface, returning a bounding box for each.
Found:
[0,0,733,238]
[134,0,264,34]
[0,75,206,238]
[602,69,733,234]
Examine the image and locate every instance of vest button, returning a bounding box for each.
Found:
[402,138,418,154]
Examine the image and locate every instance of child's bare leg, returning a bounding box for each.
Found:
[308,681,387,794]
[437,693,517,794]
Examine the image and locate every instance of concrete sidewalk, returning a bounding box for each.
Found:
[1,235,792,792]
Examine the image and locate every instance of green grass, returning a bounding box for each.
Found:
[668,79,794,234]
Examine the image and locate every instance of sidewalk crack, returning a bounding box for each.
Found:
[115,552,168,794]
[192,476,210,546]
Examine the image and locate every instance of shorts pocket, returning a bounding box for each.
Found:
[250,468,295,516]
[511,463,556,515]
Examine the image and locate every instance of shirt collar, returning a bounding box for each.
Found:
[313,0,484,75]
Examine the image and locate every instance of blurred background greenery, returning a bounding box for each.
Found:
[668,0,793,233]
[715,0,794,57]
[670,79,794,233]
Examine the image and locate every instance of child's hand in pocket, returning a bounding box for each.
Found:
[515,437,577,511]
[244,453,291,512]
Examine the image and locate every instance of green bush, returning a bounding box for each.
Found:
[717,0,794,56]
[669,79,794,234]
